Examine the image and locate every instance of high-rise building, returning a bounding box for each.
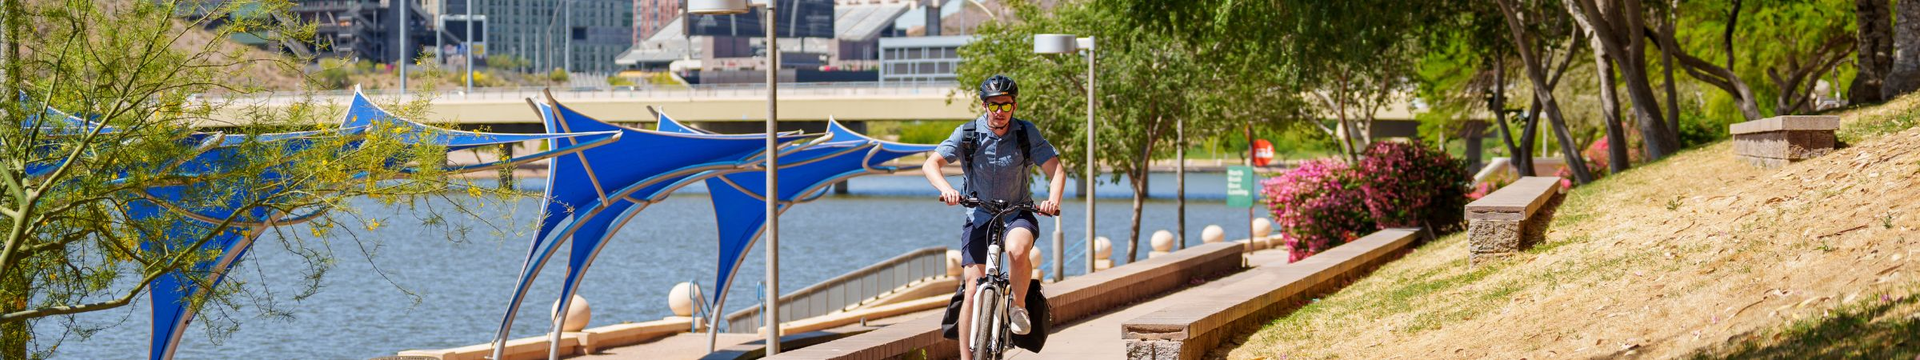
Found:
[633,0,681,43]
[466,0,634,74]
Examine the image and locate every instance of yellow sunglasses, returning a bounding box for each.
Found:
[985,102,1016,113]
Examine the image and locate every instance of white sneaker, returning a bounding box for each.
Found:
[1009,306,1032,335]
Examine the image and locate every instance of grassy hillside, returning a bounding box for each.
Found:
[1222,95,1920,359]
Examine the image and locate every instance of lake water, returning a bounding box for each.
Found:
[44,172,1265,360]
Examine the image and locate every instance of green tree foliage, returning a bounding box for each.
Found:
[0,1,505,358]
[1675,0,1856,120]
[956,0,1297,261]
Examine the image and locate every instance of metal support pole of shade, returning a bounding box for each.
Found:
[688,0,775,355]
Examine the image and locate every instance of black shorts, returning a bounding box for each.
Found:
[960,211,1039,266]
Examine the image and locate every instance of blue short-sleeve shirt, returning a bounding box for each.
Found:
[934,114,1058,222]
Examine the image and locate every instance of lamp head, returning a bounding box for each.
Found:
[689,0,750,15]
[1033,34,1077,54]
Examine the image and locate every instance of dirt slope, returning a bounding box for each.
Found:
[1222,96,1920,359]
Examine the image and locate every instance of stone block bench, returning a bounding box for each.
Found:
[1119,228,1425,360]
[763,241,1246,360]
[1731,115,1840,168]
[1465,176,1565,264]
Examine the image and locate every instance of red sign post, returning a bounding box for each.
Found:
[1252,139,1274,166]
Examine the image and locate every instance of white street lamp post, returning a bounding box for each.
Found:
[689,0,780,355]
[397,0,407,95]
[1034,34,1093,278]
[464,0,473,97]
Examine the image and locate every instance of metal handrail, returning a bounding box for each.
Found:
[193,81,963,105]
[725,246,948,333]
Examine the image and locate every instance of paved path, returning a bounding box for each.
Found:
[577,309,941,359]
[1004,246,1291,359]
[579,242,1287,360]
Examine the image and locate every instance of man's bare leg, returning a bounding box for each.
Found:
[1006,228,1035,305]
[957,264,983,360]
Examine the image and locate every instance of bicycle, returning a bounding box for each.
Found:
[950,196,1054,360]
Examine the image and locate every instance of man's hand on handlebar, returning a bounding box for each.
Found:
[939,189,964,206]
[1037,200,1060,217]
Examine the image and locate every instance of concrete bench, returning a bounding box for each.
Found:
[763,241,1247,360]
[1119,229,1425,360]
[1465,176,1565,264]
[1731,115,1840,168]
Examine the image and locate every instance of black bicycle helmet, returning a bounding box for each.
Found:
[978,74,1018,99]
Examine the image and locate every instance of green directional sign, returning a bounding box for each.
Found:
[1226,166,1256,208]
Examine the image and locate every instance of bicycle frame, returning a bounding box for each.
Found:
[958,198,1042,360]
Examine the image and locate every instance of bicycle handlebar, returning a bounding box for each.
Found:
[945,196,1058,217]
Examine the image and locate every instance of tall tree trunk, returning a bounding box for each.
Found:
[1888,0,1920,98]
[1175,116,1186,250]
[3,264,26,360]
[1856,0,1895,104]
[1591,44,1632,174]
[1490,61,1536,177]
[1,0,23,355]
[1567,0,1686,159]
[1661,1,1682,137]
[1126,166,1146,263]
[1498,0,1596,184]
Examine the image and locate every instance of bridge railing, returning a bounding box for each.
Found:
[723,246,949,333]
[199,81,962,103]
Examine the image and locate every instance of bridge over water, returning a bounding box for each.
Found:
[197,82,976,133]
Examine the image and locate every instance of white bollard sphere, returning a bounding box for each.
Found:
[946,249,963,276]
[1093,236,1113,260]
[1202,225,1225,243]
[1251,218,1273,239]
[1029,248,1044,279]
[550,294,592,332]
[668,282,700,317]
[1151,230,1175,252]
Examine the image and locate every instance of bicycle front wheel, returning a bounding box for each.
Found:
[970,286,1001,360]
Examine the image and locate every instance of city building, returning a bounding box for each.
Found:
[462,0,634,73]
[616,0,1000,83]
[291,0,431,64]
[633,0,682,43]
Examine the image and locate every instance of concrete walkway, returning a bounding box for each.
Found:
[1004,246,1292,359]
[576,308,941,359]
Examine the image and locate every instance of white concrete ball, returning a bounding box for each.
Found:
[550,294,591,332]
[1151,230,1175,251]
[1202,225,1225,243]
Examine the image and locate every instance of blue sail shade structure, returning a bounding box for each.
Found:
[130,90,622,360]
[653,112,937,334]
[491,94,820,359]
[340,89,625,174]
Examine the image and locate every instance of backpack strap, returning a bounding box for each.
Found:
[960,120,980,171]
[1013,120,1033,166]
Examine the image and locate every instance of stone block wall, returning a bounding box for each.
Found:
[1731,115,1840,168]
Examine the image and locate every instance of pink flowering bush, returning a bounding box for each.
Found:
[1262,160,1371,262]
[1581,134,1643,176]
[1355,142,1472,233]
[1263,142,1472,262]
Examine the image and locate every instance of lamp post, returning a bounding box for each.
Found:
[465,0,473,97]
[396,0,407,95]
[1034,34,1093,279]
[690,0,780,355]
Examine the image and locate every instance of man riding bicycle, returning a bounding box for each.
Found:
[922,74,1066,360]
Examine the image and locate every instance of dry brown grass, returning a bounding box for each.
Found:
[1220,95,1920,359]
